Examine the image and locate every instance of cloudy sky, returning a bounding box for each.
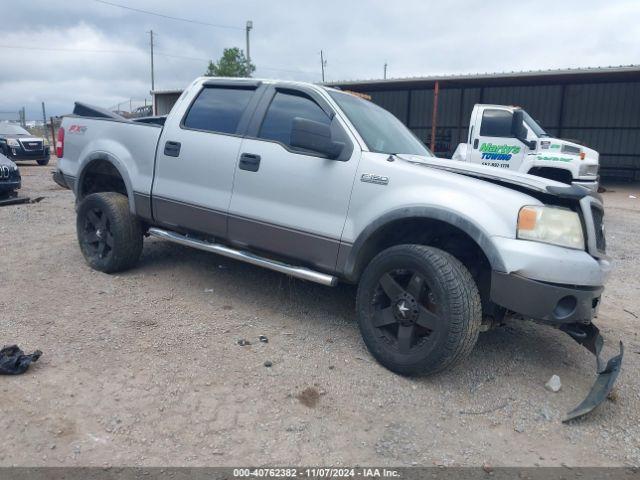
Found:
[1,0,639,120]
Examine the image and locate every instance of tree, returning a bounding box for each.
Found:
[205,47,255,77]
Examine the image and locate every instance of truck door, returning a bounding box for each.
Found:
[468,107,526,171]
[228,86,359,272]
[152,82,263,238]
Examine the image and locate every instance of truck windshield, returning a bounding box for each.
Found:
[523,111,549,137]
[328,90,433,156]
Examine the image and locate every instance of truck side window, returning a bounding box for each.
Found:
[259,92,330,147]
[480,109,513,137]
[183,87,254,134]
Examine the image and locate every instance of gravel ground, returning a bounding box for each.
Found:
[1,158,639,467]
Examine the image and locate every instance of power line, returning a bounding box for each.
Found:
[0,44,202,61]
[0,44,136,54]
[93,0,243,30]
[0,44,313,76]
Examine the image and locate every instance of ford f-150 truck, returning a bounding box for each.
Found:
[452,104,600,191]
[56,77,621,421]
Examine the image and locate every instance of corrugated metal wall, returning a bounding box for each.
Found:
[363,79,640,180]
[154,93,182,116]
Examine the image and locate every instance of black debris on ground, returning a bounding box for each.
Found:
[0,345,42,375]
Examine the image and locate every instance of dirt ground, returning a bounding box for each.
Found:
[1,158,639,467]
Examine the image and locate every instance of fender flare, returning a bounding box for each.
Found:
[76,152,136,213]
[341,206,507,281]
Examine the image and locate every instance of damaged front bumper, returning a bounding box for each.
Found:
[560,322,624,422]
[490,271,603,325]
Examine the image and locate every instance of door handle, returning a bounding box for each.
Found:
[164,141,181,157]
[473,138,479,149]
[239,153,261,172]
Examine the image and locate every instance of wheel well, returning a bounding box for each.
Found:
[352,217,498,320]
[79,159,127,200]
[527,166,573,185]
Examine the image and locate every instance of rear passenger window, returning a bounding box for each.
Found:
[183,87,254,134]
[480,109,513,137]
[259,92,330,147]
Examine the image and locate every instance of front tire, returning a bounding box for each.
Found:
[76,192,143,273]
[356,245,481,376]
[37,157,50,166]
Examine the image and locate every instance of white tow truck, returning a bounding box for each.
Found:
[452,104,600,191]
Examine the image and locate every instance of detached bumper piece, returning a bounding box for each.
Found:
[0,194,30,206]
[560,323,624,422]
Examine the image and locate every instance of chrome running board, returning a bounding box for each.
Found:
[148,227,338,287]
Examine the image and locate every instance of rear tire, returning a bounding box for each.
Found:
[356,244,481,376]
[76,192,143,273]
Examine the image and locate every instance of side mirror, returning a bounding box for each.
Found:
[511,110,535,149]
[290,117,344,159]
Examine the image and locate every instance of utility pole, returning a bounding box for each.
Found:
[384,62,388,79]
[149,30,155,92]
[41,102,47,140]
[49,117,56,148]
[320,50,326,82]
[245,20,253,76]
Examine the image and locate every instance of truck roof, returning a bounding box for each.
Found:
[190,76,335,93]
[473,104,522,111]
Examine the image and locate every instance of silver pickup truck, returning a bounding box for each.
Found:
[56,77,622,421]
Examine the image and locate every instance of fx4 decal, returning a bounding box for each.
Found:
[68,125,87,135]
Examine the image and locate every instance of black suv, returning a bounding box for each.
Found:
[0,123,50,165]
[0,153,21,197]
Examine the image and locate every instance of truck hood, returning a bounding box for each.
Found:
[397,154,562,193]
[0,134,41,140]
[0,152,17,168]
[395,154,597,201]
[539,138,599,164]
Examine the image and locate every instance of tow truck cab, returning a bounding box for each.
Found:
[452,104,599,191]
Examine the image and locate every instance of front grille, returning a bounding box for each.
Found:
[0,166,19,182]
[591,206,606,252]
[20,140,43,151]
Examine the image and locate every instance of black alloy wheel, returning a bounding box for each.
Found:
[371,269,443,355]
[81,207,114,260]
[356,245,482,376]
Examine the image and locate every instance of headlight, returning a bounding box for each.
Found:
[517,205,584,250]
[579,163,599,176]
[7,139,19,147]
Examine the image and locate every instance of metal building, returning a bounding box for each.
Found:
[151,89,183,116]
[330,65,640,180]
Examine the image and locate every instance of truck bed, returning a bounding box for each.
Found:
[59,105,163,200]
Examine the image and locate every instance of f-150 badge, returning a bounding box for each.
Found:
[361,173,389,185]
